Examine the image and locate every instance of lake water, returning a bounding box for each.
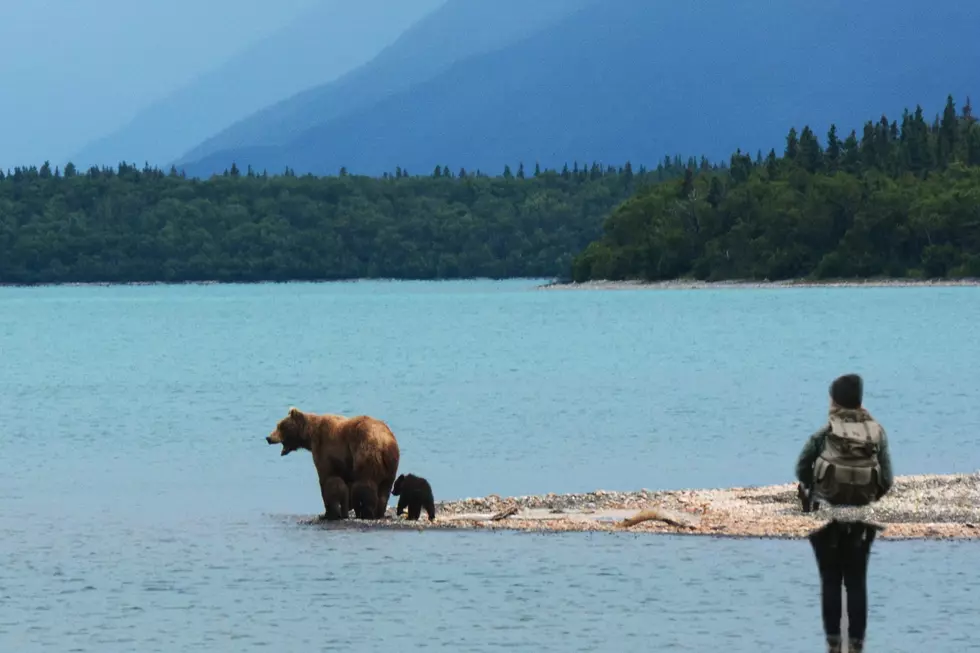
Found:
[1,279,978,652]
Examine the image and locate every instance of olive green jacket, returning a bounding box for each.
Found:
[795,413,894,497]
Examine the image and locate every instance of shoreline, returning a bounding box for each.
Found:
[538,278,980,291]
[0,277,543,290]
[308,473,980,541]
[3,276,979,291]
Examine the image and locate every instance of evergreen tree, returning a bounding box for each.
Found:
[825,125,841,171]
[798,126,823,172]
[785,127,799,160]
[841,130,860,173]
[679,168,694,198]
[707,176,724,208]
[939,94,959,166]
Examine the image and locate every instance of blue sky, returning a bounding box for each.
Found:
[0,0,318,167]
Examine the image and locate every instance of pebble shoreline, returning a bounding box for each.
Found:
[539,278,980,291]
[309,474,980,540]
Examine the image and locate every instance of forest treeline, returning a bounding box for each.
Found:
[0,159,701,284]
[5,95,979,286]
[572,95,980,282]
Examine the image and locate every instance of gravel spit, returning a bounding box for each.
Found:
[303,473,980,540]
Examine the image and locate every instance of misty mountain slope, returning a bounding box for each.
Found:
[70,0,445,168]
[0,0,318,168]
[181,0,980,178]
[174,0,598,167]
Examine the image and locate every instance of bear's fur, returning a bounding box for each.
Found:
[266,407,399,519]
[321,476,350,521]
[392,473,435,521]
[350,480,380,519]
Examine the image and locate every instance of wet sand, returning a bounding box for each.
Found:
[313,473,980,540]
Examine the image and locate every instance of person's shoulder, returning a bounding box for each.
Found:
[810,423,831,439]
[868,416,888,437]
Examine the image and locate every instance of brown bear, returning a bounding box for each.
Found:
[265,407,399,520]
[321,476,350,521]
[392,473,435,521]
[350,480,380,519]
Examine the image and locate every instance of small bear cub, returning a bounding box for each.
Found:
[391,473,435,521]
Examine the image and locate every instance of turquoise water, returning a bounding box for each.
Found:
[1,279,978,652]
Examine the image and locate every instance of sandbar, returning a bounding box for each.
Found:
[310,473,980,540]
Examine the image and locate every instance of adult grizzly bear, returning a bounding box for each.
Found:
[265,407,399,519]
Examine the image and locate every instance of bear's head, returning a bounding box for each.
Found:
[391,474,406,496]
[266,407,311,456]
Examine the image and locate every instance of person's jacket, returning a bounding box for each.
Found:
[795,407,894,499]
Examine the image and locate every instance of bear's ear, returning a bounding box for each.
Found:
[288,406,305,421]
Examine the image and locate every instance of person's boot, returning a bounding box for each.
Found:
[847,638,864,652]
[826,635,842,653]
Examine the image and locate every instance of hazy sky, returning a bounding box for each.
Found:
[0,0,318,168]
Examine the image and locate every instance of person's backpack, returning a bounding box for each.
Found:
[812,415,884,506]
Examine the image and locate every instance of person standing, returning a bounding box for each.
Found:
[795,373,894,653]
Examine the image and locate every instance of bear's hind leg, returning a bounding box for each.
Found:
[424,496,436,521]
[340,487,350,520]
[376,479,393,520]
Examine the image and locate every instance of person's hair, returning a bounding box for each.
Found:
[829,374,863,409]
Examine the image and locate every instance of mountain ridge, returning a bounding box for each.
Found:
[179,0,980,178]
[173,0,599,167]
[70,0,446,168]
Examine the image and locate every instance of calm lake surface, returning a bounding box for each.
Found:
[1,279,978,652]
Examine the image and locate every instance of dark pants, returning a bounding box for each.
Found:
[808,520,879,641]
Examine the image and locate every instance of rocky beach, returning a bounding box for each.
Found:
[314,473,980,540]
[539,278,980,291]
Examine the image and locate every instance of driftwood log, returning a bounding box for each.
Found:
[490,505,519,521]
[620,507,700,529]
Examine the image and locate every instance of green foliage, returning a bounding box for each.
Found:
[572,95,980,282]
[0,159,701,284]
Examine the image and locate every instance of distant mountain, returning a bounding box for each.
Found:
[174,0,598,169]
[179,0,980,179]
[69,0,446,169]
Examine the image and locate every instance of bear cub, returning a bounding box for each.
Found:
[321,476,350,520]
[391,473,435,521]
[350,480,381,519]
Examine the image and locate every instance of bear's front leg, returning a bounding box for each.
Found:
[407,502,422,521]
[320,479,347,521]
[396,495,408,517]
